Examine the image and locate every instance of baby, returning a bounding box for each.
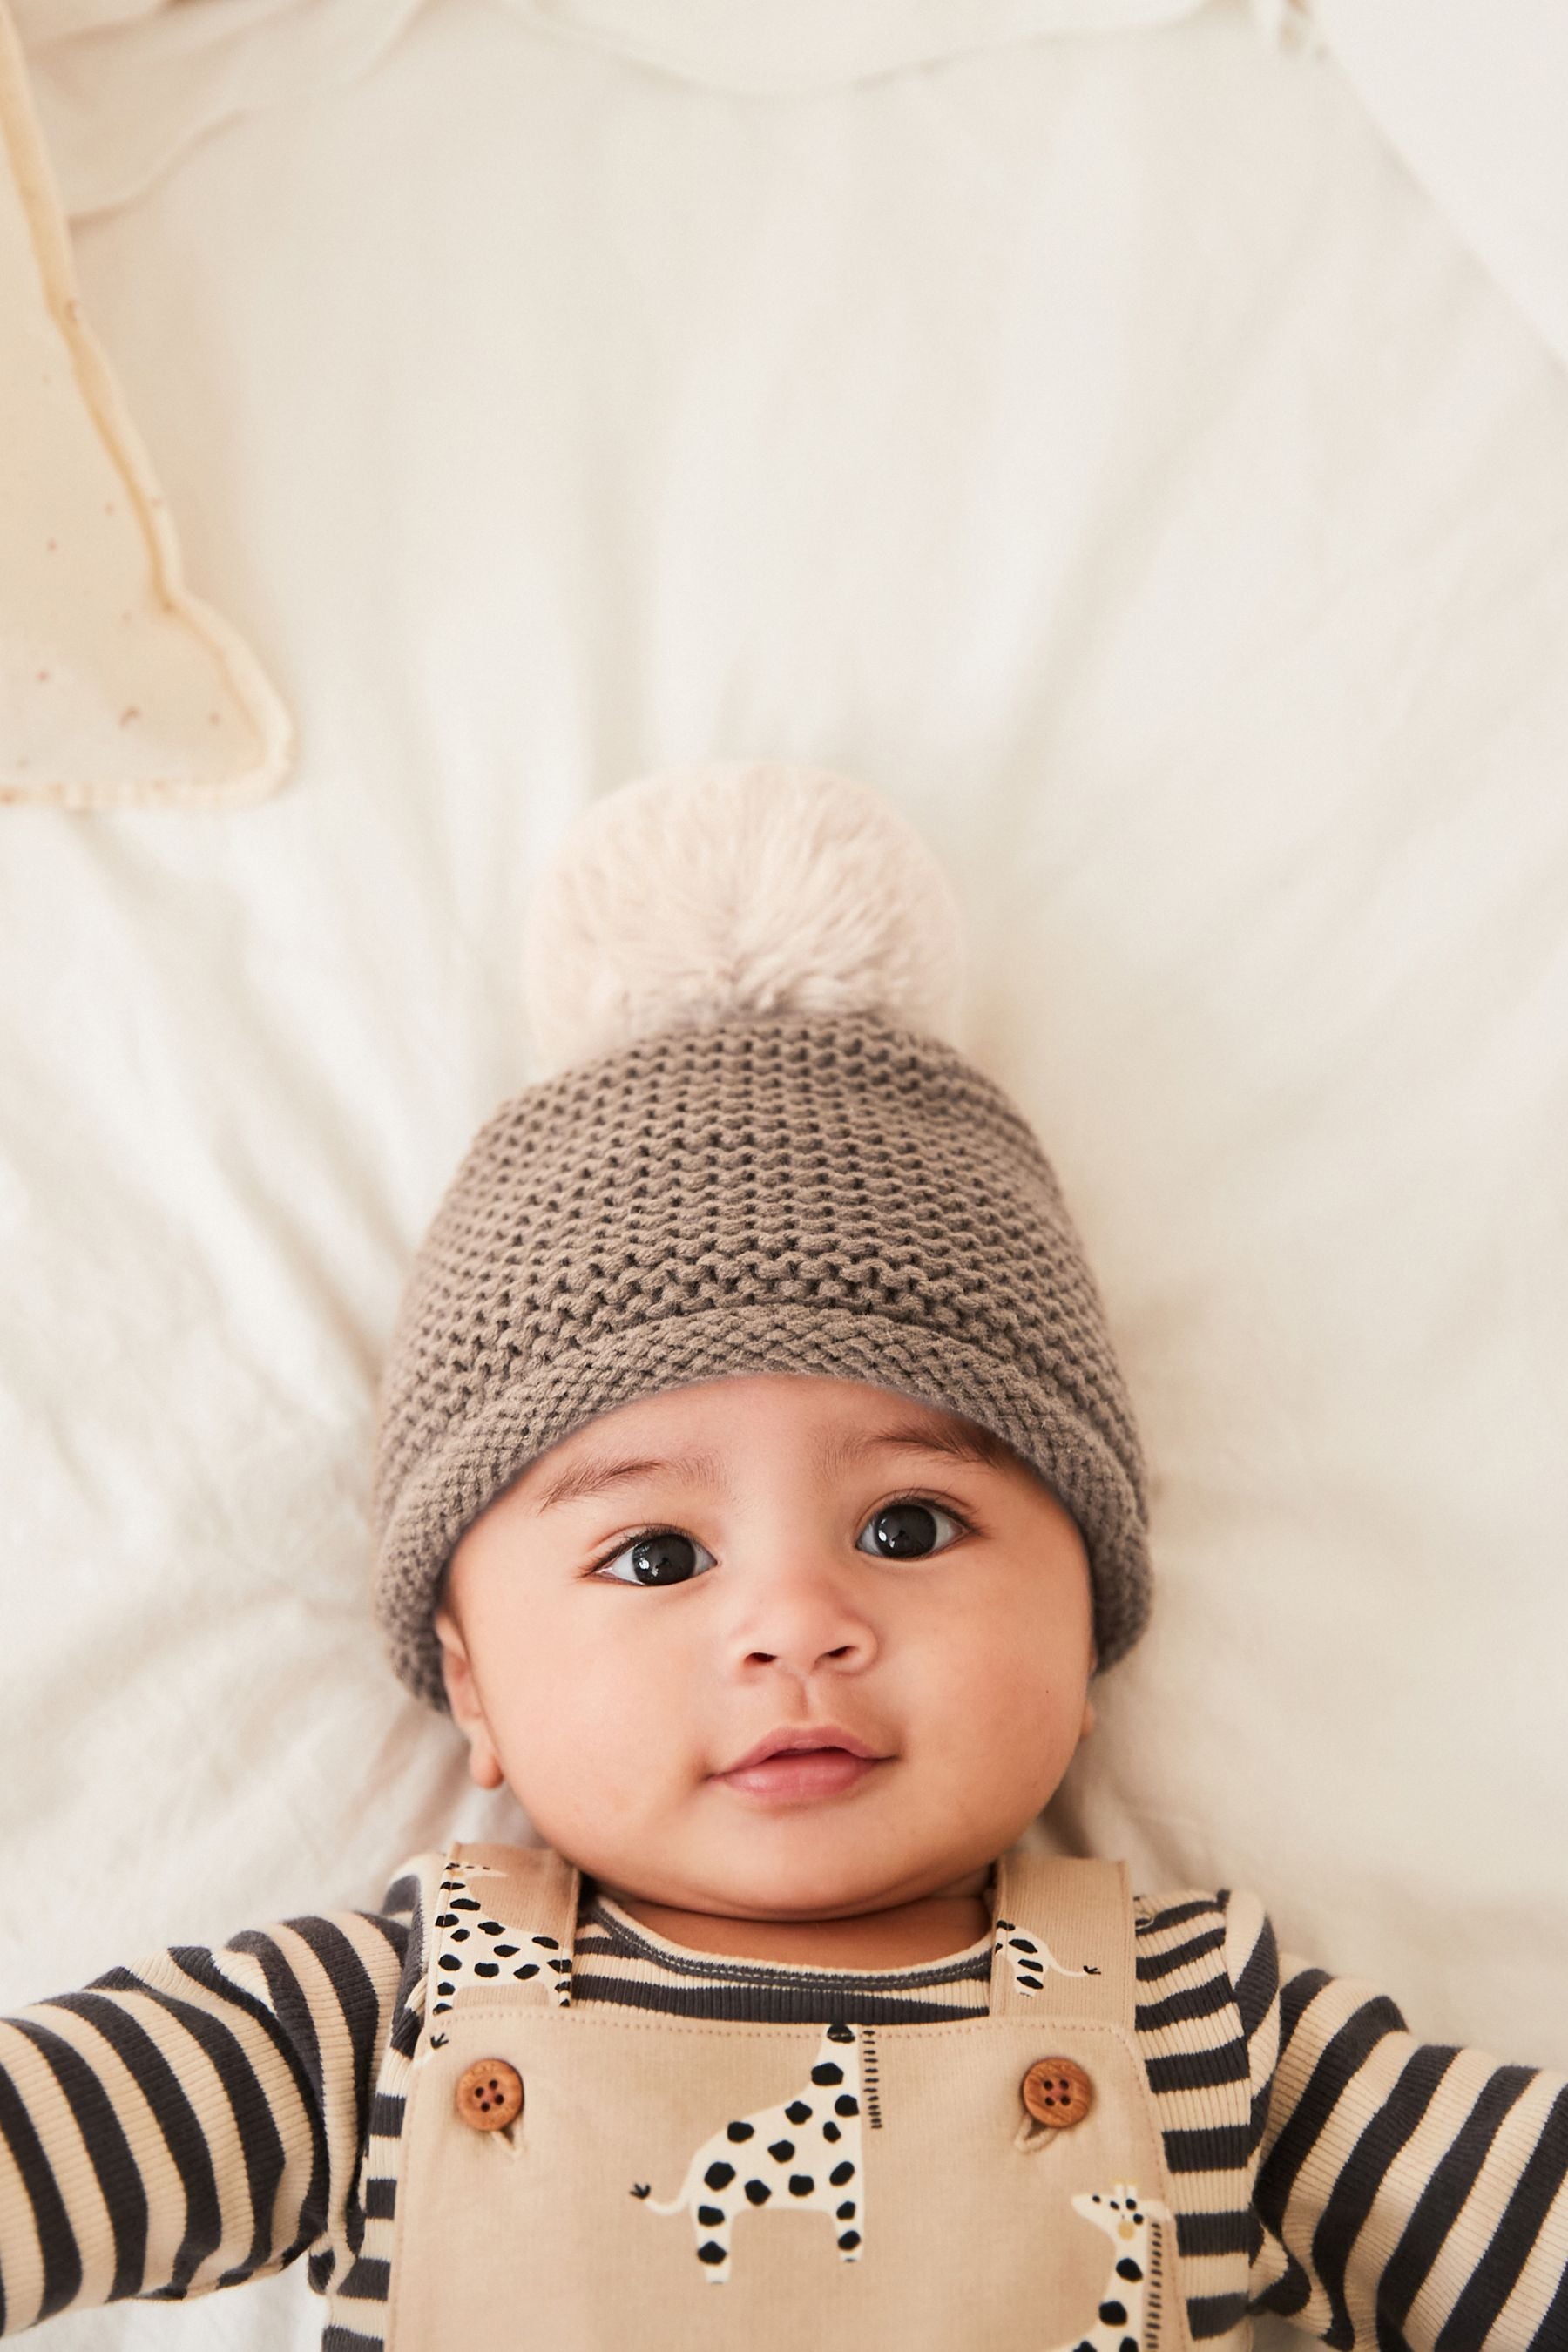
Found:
[2,766,1564,2352]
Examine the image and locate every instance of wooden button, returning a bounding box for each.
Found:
[455,2058,523,2132]
[1021,2057,1093,2128]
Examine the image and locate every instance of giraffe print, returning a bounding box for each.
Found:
[630,2022,864,2281]
[1042,2183,1172,2352]
[993,1914,1102,1997]
[428,1857,572,2016]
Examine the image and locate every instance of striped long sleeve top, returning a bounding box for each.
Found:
[0,1866,1564,2348]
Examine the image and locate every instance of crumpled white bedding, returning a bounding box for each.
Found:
[20,0,1568,391]
[3,2,1567,2344]
[12,0,1249,217]
[1314,0,1568,375]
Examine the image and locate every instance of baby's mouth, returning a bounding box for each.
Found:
[716,1747,886,1802]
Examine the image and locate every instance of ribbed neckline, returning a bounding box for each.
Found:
[585,1887,995,1982]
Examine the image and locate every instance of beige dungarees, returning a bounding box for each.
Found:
[387,1841,1194,2351]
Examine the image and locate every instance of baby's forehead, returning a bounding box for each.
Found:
[529,1374,1028,1495]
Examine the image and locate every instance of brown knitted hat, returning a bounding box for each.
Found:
[370,767,1151,1707]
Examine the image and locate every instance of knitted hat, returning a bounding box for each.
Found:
[371,764,1151,1707]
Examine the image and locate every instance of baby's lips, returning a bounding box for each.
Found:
[716,1749,887,1801]
[720,1722,886,1774]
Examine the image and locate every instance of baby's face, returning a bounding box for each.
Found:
[436,1374,1095,1923]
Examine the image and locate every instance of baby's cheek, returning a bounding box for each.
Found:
[943,1623,1086,1772]
[491,1629,681,1817]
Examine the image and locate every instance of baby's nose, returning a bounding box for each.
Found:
[727,1557,878,1675]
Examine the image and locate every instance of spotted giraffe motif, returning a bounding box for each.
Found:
[1043,2183,1173,2352]
[993,1915,1102,1997]
[631,2022,864,2281]
[429,1858,572,2016]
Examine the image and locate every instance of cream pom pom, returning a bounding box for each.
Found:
[522,762,965,1079]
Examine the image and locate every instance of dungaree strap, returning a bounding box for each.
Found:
[988,1848,1134,2028]
[428,1842,583,2015]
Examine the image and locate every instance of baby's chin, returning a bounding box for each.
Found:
[504,1757,1020,1916]
[583,1821,987,1923]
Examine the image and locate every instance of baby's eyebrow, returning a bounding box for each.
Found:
[528,1452,725,1514]
[526,1419,1003,1516]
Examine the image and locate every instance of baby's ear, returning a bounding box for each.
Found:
[433,1604,504,1790]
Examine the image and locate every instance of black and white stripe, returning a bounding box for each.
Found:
[1247,1957,1568,2348]
[572,1889,994,2024]
[0,1898,411,2342]
[3,1869,1565,2349]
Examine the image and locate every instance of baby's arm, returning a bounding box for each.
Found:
[1224,1893,1568,2348]
[0,1882,416,2333]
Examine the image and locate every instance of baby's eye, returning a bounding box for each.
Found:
[593,1529,717,1587]
[855,1499,966,1560]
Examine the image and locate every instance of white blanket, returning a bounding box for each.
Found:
[21,0,1568,392]
[13,0,1224,218]
[3,4,1566,2344]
